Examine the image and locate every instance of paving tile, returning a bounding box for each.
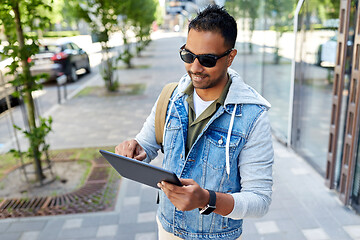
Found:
[255,221,280,234]
[123,196,140,206]
[299,198,333,220]
[19,231,40,240]
[139,200,158,213]
[141,184,154,190]
[291,212,320,229]
[330,208,360,225]
[137,211,156,223]
[256,232,288,240]
[242,220,258,235]
[7,221,46,232]
[0,222,10,232]
[117,222,157,235]
[241,233,261,239]
[93,237,114,240]
[272,219,306,240]
[125,181,142,197]
[62,218,83,229]
[281,231,307,240]
[291,168,310,175]
[268,195,285,210]
[343,225,360,239]
[262,208,291,221]
[302,228,330,240]
[119,205,139,224]
[0,232,22,240]
[36,219,64,240]
[100,215,119,225]
[96,224,118,237]
[116,232,134,240]
[81,216,101,227]
[134,232,157,240]
[57,227,98,239]
[317,217,352,240]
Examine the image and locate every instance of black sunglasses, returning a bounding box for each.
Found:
[179,44,233,68]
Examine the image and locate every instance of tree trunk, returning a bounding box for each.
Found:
[13,2,45,182]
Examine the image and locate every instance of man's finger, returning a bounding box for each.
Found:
[134,151,146,160]
[161,181,185,194]
[179,179,196,186]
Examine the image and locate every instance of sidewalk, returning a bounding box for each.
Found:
[1,31,360,240]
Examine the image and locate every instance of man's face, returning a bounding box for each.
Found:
[184,29,236,90]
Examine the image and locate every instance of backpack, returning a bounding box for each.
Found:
[155,82,178,149]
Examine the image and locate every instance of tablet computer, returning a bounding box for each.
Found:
[99,150,182,189]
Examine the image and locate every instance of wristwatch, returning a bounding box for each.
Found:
[199,189,216,215]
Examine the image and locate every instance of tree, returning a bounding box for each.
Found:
[73,0,125,90]
[0,0,53,183]
[116,0,157,67]
[73,0,157,89]
[265,0,295,64]
[225,0,261,54]
[129,0,157,57]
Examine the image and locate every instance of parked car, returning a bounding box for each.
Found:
[317,35,353,68]
[0,55,19,112]
[29,39,91,82]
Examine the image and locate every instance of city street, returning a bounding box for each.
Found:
[0,31,359,240]
[0,39,119,154]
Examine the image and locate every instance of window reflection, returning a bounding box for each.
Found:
[227,0,344,174]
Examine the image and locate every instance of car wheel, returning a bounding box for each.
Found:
[85,59,91,74]
[316,46,322,66]
[68,65,78,82]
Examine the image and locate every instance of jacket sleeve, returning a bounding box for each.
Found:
[226,110,274,219]
[135,98,162,163]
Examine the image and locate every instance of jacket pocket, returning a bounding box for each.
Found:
[203,127,241,170]
[163,115,181,151]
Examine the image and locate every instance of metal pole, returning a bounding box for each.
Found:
[64,83,67,100]
[288,0,305,147]
[0,72,29,183]
[57,84,61,104]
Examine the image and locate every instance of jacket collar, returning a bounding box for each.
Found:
[176,68,271,110]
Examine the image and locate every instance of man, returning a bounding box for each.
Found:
[115,5,273,240]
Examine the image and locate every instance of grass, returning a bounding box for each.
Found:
[0,152,32,180]
[75,86,97,98]
[76,160,92,188]
[75,83,146,98]
[116,64,151,70]
[0,146,114,181]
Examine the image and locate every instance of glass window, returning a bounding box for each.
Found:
[292,0,344,174]
[39,45,61,53]
[70,43,80,50]
[352,131,360,211]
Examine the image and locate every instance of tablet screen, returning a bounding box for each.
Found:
[99,150,182,189]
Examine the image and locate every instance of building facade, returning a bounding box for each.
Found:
[160,0,360,212]
[229,0,360,212]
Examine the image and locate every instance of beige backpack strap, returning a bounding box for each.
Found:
[155,82,178,147]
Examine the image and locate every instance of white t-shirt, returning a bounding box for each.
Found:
[193,90,215,119]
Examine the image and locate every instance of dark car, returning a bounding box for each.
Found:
[0,55,20,112]
[29,40,91,82]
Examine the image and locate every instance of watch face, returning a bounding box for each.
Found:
[200,189,216,215]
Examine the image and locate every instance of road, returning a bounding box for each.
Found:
[0,49,107,154]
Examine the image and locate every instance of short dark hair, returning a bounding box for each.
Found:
[188,5,237,49]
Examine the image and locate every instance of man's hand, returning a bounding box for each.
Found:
[157,179,209,211]
[115,139,146,161]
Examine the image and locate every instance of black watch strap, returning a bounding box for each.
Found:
[199,189,216,215]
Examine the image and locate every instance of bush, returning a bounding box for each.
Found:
[26,31,80,38]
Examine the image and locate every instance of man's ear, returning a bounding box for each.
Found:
[227,49,237,67]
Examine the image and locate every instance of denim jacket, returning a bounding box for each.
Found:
[136,68,274,239]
